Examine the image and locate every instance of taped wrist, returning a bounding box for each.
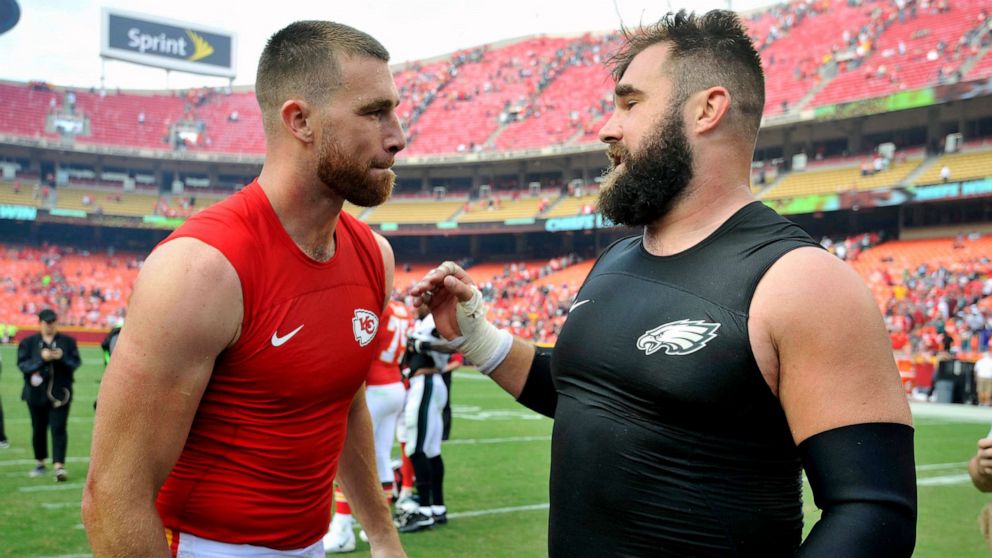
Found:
[796,422,917,558]
[516,346,556,418]
[455,286,512,375]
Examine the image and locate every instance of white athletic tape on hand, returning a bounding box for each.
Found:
[455,286,512,376]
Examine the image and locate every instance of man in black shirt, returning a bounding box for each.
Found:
[412,10,916,558]
[17,309,81,481]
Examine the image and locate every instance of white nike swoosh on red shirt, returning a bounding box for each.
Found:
[271,324,304,347]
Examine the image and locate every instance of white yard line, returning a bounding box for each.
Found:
[452,371,491,381]
[448,502,550,519]
[917,473,973,486]
[41,502,82,509]
[19,482,83,493]
[916,461,969,471]
[447,435,551,445]
[3,417,94,425]
[910,402,992,423]
[0,456,90,467]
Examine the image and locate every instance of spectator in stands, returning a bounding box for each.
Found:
[16,309,80,481]
[137,112,145,125]
[940,164,951,183]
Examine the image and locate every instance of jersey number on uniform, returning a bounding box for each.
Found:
[379,314,409,365]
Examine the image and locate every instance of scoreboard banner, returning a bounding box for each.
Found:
[100,8,236,78]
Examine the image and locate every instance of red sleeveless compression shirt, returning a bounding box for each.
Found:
[366,300,411,386]
[155,180,385,550]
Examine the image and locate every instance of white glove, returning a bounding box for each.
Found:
[453,286,513,375]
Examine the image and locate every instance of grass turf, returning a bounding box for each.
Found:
[0,346,989,557]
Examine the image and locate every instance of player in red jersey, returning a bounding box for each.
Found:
[83,21,407,558]
[325,298,412,552]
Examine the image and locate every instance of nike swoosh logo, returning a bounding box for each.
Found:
[569,299,591,312]
[271,324,304,347]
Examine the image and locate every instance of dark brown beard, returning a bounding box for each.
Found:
[316,132,395,207]
[597,104,694,227]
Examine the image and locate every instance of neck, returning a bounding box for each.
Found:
[258,159,344,263]
[642,165,754,257]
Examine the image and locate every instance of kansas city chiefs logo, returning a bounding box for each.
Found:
[636,319,721,356]
[352,309,379,347]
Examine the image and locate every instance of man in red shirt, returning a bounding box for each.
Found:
[325,298,412,552]
[83,21,407,558]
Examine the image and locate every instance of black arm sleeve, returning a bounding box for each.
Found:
[515,346,556,419]
[797,422,917,558]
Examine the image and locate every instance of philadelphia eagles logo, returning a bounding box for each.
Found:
[636,319,721,356]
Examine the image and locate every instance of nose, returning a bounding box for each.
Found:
[598,110,622,144]
[385,112,407,154]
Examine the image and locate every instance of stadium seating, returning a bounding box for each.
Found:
[457,196,545,223]
[756,1,880,116]
[761,157,923,199]
[493,63,612,151]
[3,2,990,157]
[967,47,992,79]
[403,37,573,156]
[542,193,598,218]
[0,82,60,140]
[0,180,36,206]
[73,89,185,150]
[0,245,140,328]
[187,91,266,154]
[846,234,992,358]
[56,187,157,217]
[362,200,465,224]
[913,146,992,184]
[810,0,988,108]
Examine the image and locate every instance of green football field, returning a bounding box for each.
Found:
[1,345,991,557]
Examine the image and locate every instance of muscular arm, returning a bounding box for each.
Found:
[82,238,242,558]
[336,232,405,557]
[752,247,915,556]
[336,387,404,556]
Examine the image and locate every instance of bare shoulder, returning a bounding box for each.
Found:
[372,232,395,311]
[752,246,871,327]
[752,246,910,443]
[373,231,395,266]
[129,237,243,351]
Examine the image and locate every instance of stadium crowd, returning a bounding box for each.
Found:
[5,238,992,358]
[0,244,138,329]
[877,254,992,356]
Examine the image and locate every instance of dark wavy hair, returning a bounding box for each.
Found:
[608,10,765,139]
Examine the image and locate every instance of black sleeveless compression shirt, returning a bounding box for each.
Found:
[548,201,822,557]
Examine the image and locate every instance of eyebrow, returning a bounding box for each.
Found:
[613,84,644,99]
[358,97,400,113]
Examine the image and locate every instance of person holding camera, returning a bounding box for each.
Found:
[17,309,81,481]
